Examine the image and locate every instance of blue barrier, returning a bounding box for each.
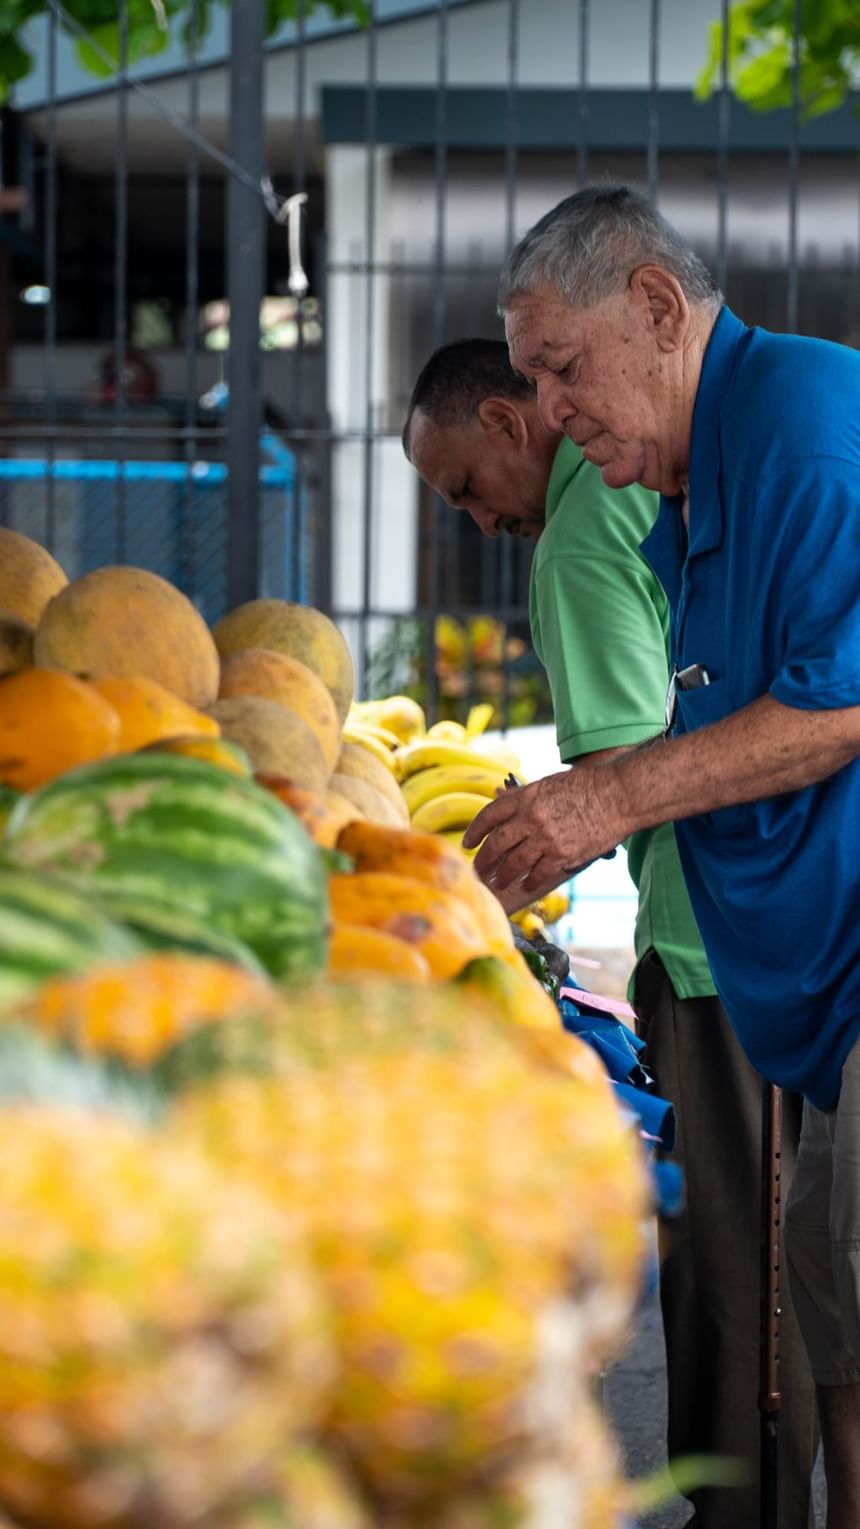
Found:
[0,458,305,623]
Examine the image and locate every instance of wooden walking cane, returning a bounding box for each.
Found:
[760,1081,783,1529]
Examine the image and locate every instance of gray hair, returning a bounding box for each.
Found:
[499,184,722,315]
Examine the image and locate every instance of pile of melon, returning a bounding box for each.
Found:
[0,528,409,836]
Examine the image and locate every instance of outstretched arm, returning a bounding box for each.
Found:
[463,694,860,901]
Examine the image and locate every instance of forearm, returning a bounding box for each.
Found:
[603,693,860,837]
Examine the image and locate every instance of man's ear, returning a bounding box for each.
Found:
[477,396,528,442]
[630,265,690,352]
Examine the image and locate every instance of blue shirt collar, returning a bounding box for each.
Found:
[640,305,749,602]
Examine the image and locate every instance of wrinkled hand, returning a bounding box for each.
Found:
[462,767,625,903]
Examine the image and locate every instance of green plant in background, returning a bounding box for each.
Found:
[697,0,860,117]
[366,613,553,730]
[0,0,369,100]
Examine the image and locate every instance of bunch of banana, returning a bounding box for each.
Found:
[511,885,571,940]
[391,708,525,846]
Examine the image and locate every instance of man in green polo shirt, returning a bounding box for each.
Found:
[403,338,817,1529]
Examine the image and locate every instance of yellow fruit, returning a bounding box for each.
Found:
[142,732,252,776]
[465,702,495,738]
[329,772,404,828]
[401,762,508,816]
[218,647,342,774]
[345,712,402,750]
[335,739,409,824]
[89,674,219,752]
[0,613,34,676]
[511,908,548,942]
[325,786,365,824]
[536,886,570,925]
[256,775,355,849]
[327,923,432,983]
[209,695,328,792]
[456,954,610,1090]
[351,694,425,743]
[410,790,494,835]
[394,737,524,782]
[426,718,468,742]
[0,528,67,626]
[213,599,355,724]
[34,565,220,710]
[328,870,489,978]
[0,667,120,790]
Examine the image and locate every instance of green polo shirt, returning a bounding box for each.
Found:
[529,438,715,1000]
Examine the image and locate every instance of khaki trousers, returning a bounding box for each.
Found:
[634,949,819,1529]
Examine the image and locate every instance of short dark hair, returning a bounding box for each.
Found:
[402,337,534,460]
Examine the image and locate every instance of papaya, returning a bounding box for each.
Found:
[213,599,355,724]
[0,528,67,626]
[219,647,341,774]
[210,696,328,793]
[329,772,402,828]
[0,668,120,791]
[337,820,513,953]
[0,613,35,676]
[335,740,409,825]
[141,733,252,777]
[34,565,220,710]
[327,923,432,984]
[328,871,489,979]
[90,675,219,753]
[256,775,352,849]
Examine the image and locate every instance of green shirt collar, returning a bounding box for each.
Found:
[544,437,587,525]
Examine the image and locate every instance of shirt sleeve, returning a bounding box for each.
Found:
[765,458,860,711]
[533,550,669,761]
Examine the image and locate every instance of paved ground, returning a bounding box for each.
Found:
[605,1276,827,1528]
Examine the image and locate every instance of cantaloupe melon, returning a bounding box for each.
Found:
[324,787,365,825]
[329,771,404,828]
[34,566,220,710]
[213,600,355,724]
[335,740,409,825]
[218,648,341,773]
[0,613,34,676]
[0,529,68,626]
[209,696,327,793]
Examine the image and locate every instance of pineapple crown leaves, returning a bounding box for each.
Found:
[696,0,860,119]
[0,0,369,100]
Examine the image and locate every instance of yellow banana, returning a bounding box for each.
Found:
[351,695,426,743]
[402,762,509,816]
[346,712,403,751]
[511,908,548,941]
[426,719,468,742]
[536,887,570,925]
[411,791,494,835]
[438,830,478,859]
[465,702,495,738]
[395,737,525,782]
[341,725,398,774]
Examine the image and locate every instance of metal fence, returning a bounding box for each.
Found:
[0,0,851,726]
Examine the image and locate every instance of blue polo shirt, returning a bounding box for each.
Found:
[641,306,860,1110]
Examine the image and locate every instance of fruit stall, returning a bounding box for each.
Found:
[0,525,658,1528]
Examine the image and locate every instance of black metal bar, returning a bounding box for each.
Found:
[182,0,201,598]
[225,0,266,609]
[647,0,660,198]
[426,0,449,723]
[290,0,307,604]
[504,0,519,252]
[114,0,129,557]
[359,1,378,694]
[44,4,58,548]
[577,0,589,187]
[787,0,801,331]
[716,0,730,295]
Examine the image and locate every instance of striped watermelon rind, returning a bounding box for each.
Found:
[0,865,145,1015]
[3,753,328,980]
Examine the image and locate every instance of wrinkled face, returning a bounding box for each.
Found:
[505,282,677,492]
[408,410,546,541]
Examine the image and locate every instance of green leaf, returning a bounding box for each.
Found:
[629,1454,752,1514]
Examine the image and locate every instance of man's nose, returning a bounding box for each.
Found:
[469,504,502,537]
[536,374,572,433]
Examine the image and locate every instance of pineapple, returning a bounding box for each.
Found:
[172,992,648,1514]
[0,1104,334,1529]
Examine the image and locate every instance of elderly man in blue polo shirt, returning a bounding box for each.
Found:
[464,184,860,1526]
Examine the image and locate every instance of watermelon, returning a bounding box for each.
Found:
[3,753,328,980]
[0,1022,161,1120]
[0,865,144,1014]
[0,785,20,837]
